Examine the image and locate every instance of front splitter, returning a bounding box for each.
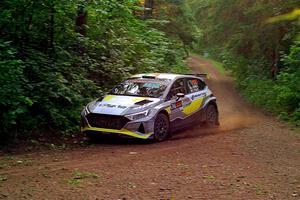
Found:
[81,126,153,139]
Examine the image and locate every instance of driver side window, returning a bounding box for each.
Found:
[167,79,186,100]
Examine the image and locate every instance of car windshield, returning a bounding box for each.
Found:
[109,79,169,98]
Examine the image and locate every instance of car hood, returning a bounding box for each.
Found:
[91,95,161,116]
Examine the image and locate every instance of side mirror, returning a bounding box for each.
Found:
[176,93,185,99]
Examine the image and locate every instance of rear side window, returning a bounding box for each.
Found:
[187,78,206,93]
[198,79,206,90]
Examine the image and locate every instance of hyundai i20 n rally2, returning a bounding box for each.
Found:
[81,73,219,142]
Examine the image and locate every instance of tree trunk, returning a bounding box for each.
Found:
[144,0,154,19]
[270,47,279,79]
[183,43,189,58]
[75,5,87,55]
[76,6,87,37]
[49,2,55,53]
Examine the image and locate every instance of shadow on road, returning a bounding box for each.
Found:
[87,135,152,145]
[87,125,228,146]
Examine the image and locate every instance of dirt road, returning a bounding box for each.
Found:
[1,56,300,200]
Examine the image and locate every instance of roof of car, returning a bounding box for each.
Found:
[131,73,198,80]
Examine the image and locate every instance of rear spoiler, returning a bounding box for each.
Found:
[185,73,208,78]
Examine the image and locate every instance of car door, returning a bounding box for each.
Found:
[166,78,190,129]
[182,78,208,123]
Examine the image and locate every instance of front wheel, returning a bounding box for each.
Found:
[85,131,97,143]
[205,104,219,128]
[153,113,170,142]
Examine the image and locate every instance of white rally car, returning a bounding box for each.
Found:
[81,73,219,142]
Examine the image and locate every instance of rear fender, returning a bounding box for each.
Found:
[202,96,218,110]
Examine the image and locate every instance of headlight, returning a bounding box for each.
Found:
[87,101,97,112]
[125,110,149,121]
[86,97,104,113]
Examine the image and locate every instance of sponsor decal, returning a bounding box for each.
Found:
[176,101,182,107]
[191,92,206,100]
[99,103,116,108]
[99,104,127,109]
[118,105,127,109]
[171,101,183,110]
[128,79,149,83]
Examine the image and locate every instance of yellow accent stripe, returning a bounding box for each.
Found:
[165,106,171,114]
[103,95,114,101]
[182,98,204,115]
[81,126,153,139]
[132,97,148,102]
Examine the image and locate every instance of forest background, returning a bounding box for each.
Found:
[1,0,300,144]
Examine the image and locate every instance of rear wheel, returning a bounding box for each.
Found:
[153,113,170,142]
[205,104,219,128]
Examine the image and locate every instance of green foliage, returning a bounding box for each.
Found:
[0,41,31,140]
[280,35,300,124]
[0,0,188,143]
[238,35,300,125]
[186,0,300,126]
[149,0,202,54]
[68,171,100,186]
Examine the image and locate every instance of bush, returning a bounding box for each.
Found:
[0,0,189,142]
[238,34,300,126]
[0,41,31,141]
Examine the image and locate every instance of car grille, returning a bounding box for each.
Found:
[86,114,130,130]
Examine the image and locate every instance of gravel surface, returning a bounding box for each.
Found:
[0,56,299,200]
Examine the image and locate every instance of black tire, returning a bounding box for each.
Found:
[153,113,170,142]
[205,104,219,128]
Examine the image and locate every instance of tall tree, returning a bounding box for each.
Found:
[76,5,87,36]
[144,0,154,18]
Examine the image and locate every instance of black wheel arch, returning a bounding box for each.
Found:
[153,110,171,142]
[208,100,219,113]
[157,109,170,119]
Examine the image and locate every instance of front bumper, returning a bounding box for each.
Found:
[81,126,153,139]
[81,112,155,140]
